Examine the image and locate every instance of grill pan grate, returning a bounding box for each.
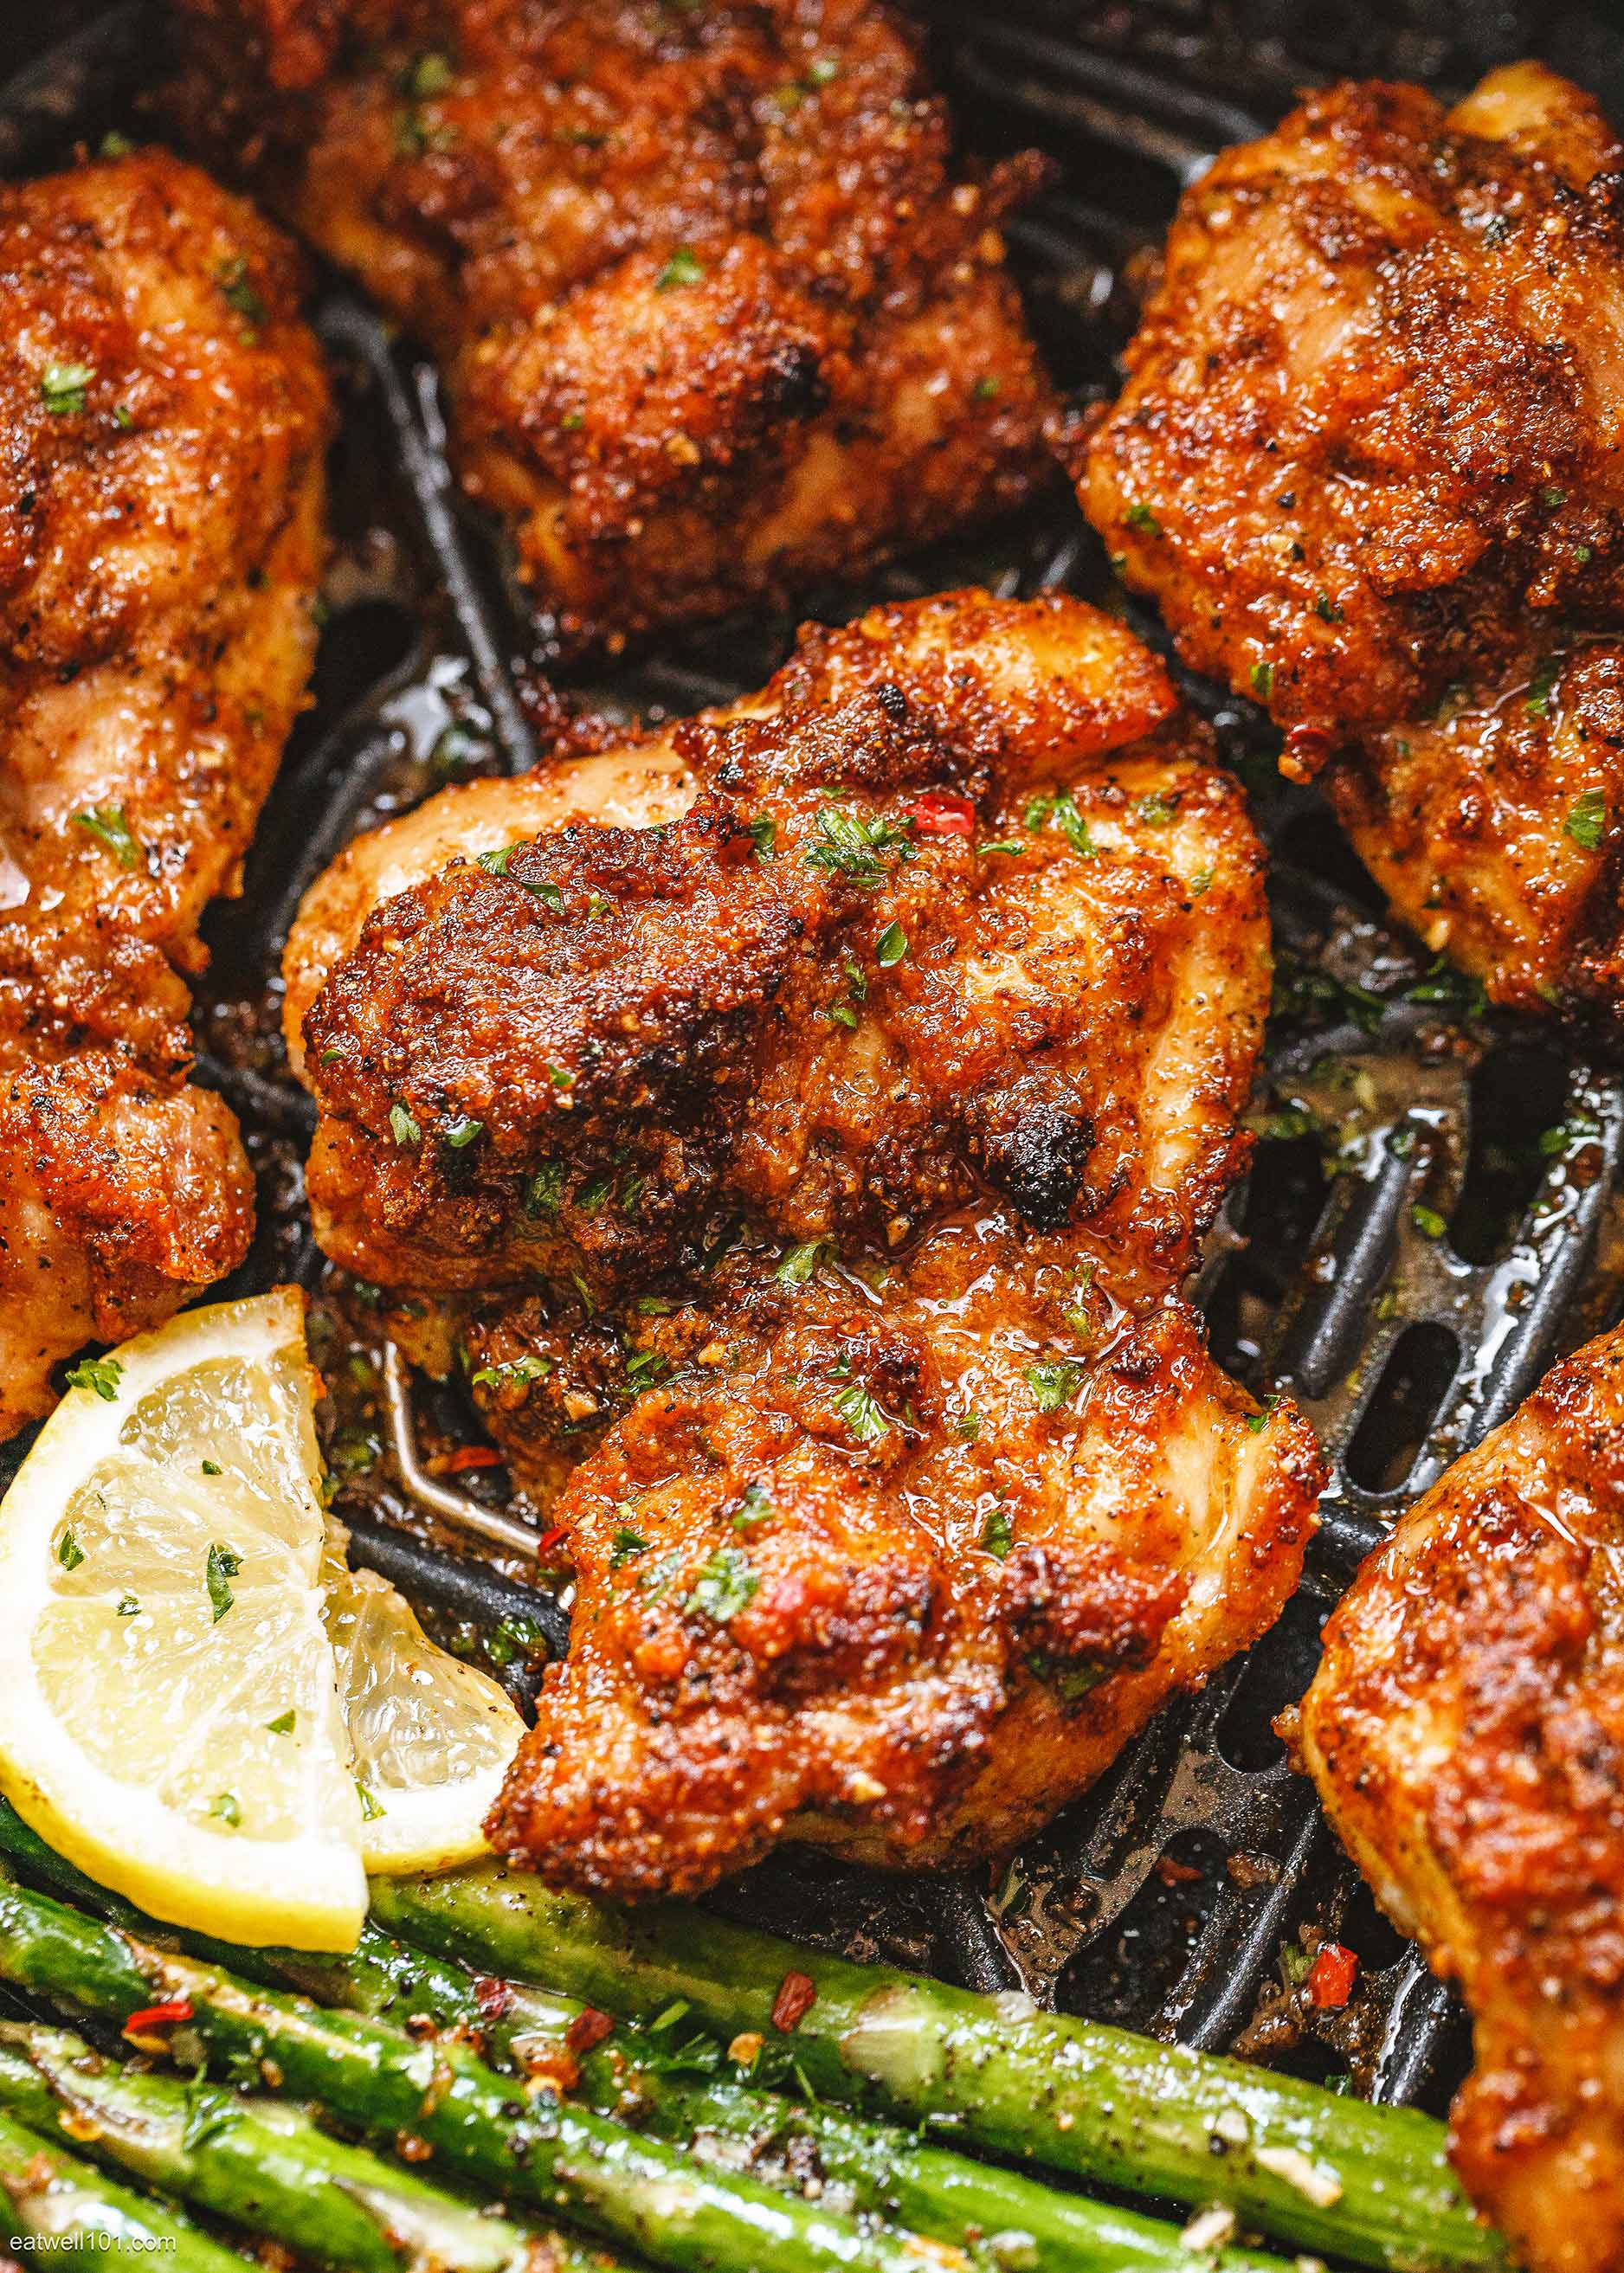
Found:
[8,0,1624,2159]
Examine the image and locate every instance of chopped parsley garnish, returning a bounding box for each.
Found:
[1137,792,1176,827]
[403,49,454,96]
[470,1353,551,1394]
[625,1349,671,1392]
[655,248,706,291]
[201,1460,222,1477]
[1543,485,1567,509]
[216,257,264,327]
[833,1381,887,1443]
[356,1782,386,1823]
[1189,866,1214,896]
[442,1115,484,1149]
[208,1793,242,1826]
[1249,1105,1318,1143]
[1525,658,1561,718]
[776,1240,832,1287]
[973,376,1001,401]
[74,804,143,869]
[1025,1358,1086,1413]
[1539,1114,1602,1158]
[1403,956,1488,1020]
[116,1595,139,1619]
[733,1482,773,1531]
[1313,590,1344,622]
[804,804,913,885]
[525,879,564,910]
[980,1504,1014,1560]
[266,1710,296,1735]
[429,721,482,778]
[1411,1203,1447,1240]
[748,815,777,857]
[977,839,1027,857]
[40,361,93,415]
[1028,1652,1106,1705]
[1567,788,1608,851]
[684,1547,760,1624]
[610,1525,650,1568]
[67,1356,122,1402]
[952,1412,982,1443]
[1024,789,1097,858]
[206,1543,241,1624]
[389,1104,422,1147]
[875,920,908,966]
[525,1162,566,1217]
[1249,660,1275,700]
[1124,501,1161,534]
[477,845,514,875]
[548,1063,576,1090]
[1244,1393,1281,1435]
[99,130,134,158]
[56,1530,85,1571]
[579,1171,615,1212]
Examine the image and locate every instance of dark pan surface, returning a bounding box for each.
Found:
[7,0,1624,2159]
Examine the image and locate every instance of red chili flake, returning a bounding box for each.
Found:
[121,1999,192,2040]
[906,791,975,839]
[535,1526,567,1556]
[1156,1857,1202,1886]
[565,2007,616,2053]
[472,1975,513,2023]
[1305,1941,1358,2009]
[1280,725,1336,782]
[442,1445,504,1473]
[770,1969,817,2033]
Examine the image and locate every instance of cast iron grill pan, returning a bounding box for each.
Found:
[9,0,1624,2154]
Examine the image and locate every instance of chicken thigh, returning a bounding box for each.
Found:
[287,591,1323,1896]
[164,0,1054,654]
[0,152,329,1437]
[1302,1323,1624,2273]
[1074,61,1624,1020]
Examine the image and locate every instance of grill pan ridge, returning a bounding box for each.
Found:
[8,0,1624,2147]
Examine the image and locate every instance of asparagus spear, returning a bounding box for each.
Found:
[371,1864,1505,2273]
[0,1867,975,2273]
[0,2022,614,2273]
[0,1802,1295,2273]
[0,2102,248,2270]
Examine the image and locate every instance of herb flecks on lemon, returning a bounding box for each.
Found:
[0,1290,523,1951]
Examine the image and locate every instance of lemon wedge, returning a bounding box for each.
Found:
[0,1288,524,1951]
[324,1529,523,1874]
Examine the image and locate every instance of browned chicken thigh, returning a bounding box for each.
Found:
[1302,1323,1624,2273]
[0,152,329,1438]
[1074,61,1624,1021]
[286,591,1324,1896]
[164,0,1054,654]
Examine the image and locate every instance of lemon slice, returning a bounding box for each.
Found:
[0,1288,526,1951]
[324,1530,523,1874]
[0,1289,363,1949]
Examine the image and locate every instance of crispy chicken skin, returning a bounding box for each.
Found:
[287,591,1323,1895]
[1301,1325,1624,2273]
[293,592,1261,1299]
[0,153,329,1438]
[1078,63,1624,744]
[164,0,1054,654]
